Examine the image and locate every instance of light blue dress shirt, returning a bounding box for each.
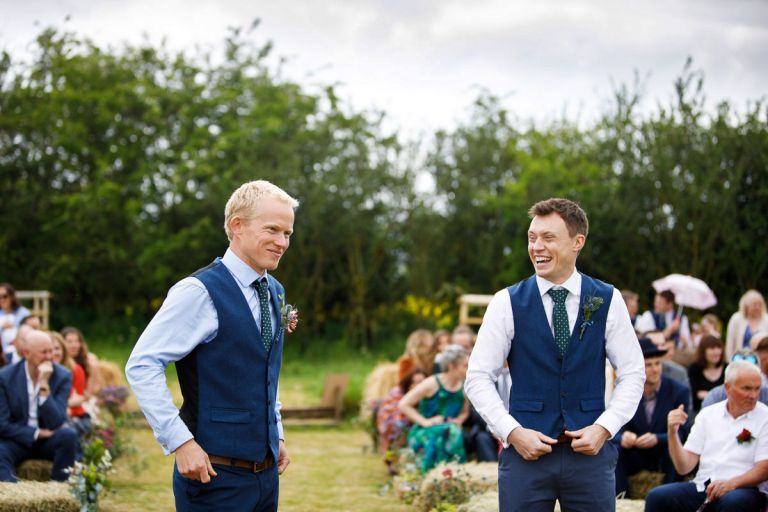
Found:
[126,248,284,456]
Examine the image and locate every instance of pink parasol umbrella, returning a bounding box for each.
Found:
[652,274,717,310]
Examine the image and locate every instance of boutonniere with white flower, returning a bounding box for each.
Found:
[278,294,299,333]
[579,293,604,340]
[737,428,755,445]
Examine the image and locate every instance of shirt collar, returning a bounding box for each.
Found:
[536,269,581,298]
[222,248,268,288]
[721,400,758,421]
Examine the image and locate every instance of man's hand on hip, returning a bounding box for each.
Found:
[566,424,610,455]
[507,427,557,461]
[175,439,217,483]
[277,440,290,475]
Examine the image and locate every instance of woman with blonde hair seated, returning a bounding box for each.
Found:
[397,328,435,381]
[725,290,768,360]
[50,331,91,436]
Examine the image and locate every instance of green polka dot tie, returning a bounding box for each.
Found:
[548,288,570,355]
[255,279,272,351]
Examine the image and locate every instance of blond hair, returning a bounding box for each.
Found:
[740,289,767,318]
[224,180,299,241]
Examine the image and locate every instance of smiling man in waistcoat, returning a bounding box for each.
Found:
[126,180,299,511]
[465,198,645,512]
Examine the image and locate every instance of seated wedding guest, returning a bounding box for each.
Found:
[61,326,103,399]
[645,331,693,411]
[399,344,469,473]
[376,368,426,474]
[726,290,768,360]
[463,402,499,463]
[702,346,768,409]
[397,329,434,381]
[451,324,475,353]
[687,335,727,412]
[645,360,768,512]
[5,325,35,367]
[50,332,90,436]
[0,284,30,355]
[636,290,691,349]
[0,330,78,482]
[615,338,691,498]
[20,315,42,330]
[432,329,451,354]
[621,289,640,330]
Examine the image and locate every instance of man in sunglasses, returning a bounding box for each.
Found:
[702,346,768,409]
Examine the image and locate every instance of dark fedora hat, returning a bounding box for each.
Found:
[639,337,668,359]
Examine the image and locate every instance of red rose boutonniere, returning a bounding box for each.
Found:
[737,428,755,445]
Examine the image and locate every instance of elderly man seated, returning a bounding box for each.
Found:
[0,330,78,482]
[645,360,768,512]
[614,338,691,498]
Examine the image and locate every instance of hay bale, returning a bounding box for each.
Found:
[360,362,399,420]
[414,462,497,512]
[451,489,647,512]
[0,481,78,512]
[15,460,52,482]
[97,360,126,387]
[628,470,664,499]
[457,490,498,512]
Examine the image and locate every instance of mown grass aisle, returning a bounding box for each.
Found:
[102,425,407,511]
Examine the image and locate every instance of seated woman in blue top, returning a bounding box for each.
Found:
[398,344,469,473]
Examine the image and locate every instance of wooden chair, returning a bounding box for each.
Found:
[281,374,349,424]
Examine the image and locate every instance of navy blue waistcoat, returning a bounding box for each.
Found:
[507,273,613,438]
[176,259,284,462]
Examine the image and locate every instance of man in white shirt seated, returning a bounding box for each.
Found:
[636,290,691,349]
[645,360,768,512]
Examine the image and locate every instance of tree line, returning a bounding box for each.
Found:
[1,28,766,350]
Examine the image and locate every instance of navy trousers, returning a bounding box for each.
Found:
[645,482,765,512]
[498,442,618,512]
[0,427,79,482]
[173,462,279,512]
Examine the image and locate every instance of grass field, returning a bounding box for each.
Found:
[101,425,408,512]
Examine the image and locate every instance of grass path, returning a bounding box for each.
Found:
[103,425,408,512]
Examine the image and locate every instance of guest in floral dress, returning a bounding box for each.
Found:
[377,368,427,474]
[399,345,469,473]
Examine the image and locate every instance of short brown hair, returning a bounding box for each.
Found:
[528,198,589,237]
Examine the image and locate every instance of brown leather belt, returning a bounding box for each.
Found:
[208,453,274,473]
[555,433,572,444]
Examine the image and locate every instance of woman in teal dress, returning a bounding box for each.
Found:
[399,344,469,473]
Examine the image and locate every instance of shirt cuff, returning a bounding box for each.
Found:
[494,415,520,449]
[277,420,284,441]
[33,428,39,441]
[161,417,195,456]
[594,411,623,437]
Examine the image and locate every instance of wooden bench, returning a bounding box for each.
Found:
[281,374,349,424]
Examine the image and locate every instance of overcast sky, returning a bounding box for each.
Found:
[2,0,767,137]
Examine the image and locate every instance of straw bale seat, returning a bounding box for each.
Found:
[0,481,78,511]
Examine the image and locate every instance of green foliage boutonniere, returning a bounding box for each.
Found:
[579,294,604,339]
[278,294,298,330]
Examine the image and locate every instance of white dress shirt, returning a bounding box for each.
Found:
[24,362,47,439]
[685,400,768,493]
[635,309,691,342]
[126,249,284,456]
[465,269,645,446]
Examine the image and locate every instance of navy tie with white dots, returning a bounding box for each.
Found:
[255,279,272,351]
[548,288,570,355]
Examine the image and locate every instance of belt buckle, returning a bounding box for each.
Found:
[252,454,272,473]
